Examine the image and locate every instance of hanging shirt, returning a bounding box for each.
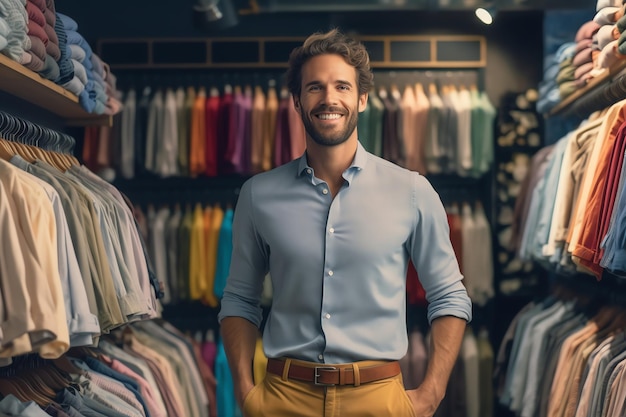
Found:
[0,159,69,359]
[217,88,234,175]
[144,90,163,173]
[367,91,385,157]
[179,86,196,176]
[412,83,430,174]
[274,93,292,167]
[155,88,179,177]
[190,88,207,176]
[262,86,279,172]
[189,203,208,301]
[120,89,136,179]
[21,170,99,346]
[425,84,444,173]
[250,85,266,174]
[175,86,188,176]
[205,204,224,307]
[205,88,220,177]
[213,207,233,301]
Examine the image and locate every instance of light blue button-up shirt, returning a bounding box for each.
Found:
[218,142,472,364]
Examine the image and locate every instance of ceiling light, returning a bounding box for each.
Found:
[193,0,239,30]
[475,7,495,24]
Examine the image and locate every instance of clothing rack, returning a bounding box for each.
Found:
[113,176,243,208]
[116,69,287,91]
[115,68,482,92]
[373,69,481,90]
[551,271,626,307]
[0,110,76,155]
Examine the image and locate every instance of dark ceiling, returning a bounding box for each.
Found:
[247,0,594,12]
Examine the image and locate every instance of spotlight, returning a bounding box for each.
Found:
[475,7,496,25]
[193,0,239,30]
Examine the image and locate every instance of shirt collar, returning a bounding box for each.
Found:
[297,141,369,178]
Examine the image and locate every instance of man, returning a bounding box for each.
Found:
[218,28,472,417]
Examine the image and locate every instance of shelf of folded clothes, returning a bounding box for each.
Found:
[545,12,626,118]
[0,53,111,126]
[548,59,626,116]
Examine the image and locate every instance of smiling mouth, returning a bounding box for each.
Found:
[316,113,343,120]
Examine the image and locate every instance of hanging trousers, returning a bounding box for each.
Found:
[242,358,417,417]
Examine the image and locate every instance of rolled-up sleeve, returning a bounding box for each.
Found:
[409,174,472,324]
[217,178,268,327]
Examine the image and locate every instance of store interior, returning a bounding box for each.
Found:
[0,0,625,416]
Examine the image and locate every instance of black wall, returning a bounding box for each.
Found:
[55,1,544,107]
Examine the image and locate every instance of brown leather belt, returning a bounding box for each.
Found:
[266,358,401,386]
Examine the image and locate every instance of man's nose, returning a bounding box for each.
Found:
[321,87,338,105]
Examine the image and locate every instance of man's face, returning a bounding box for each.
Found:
[294,54,367,147]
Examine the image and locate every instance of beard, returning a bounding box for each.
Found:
[301,105,359,147]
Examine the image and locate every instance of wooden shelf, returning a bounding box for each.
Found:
[0,54,111,126]
[548,59,626,116]
[98,35,487,70]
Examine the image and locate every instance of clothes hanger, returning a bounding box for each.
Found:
[1,377,53,406]
[62,133,80,168]
[17,373,58,400]
[0,378,32,403]
[35,365,71,391]
[57,132,79,168]
[1,111,16,140]
[0,137,15,161]
[30,124,57,167]
[13,119,40,163]
[34,125,56,166]
[44,130,70,171]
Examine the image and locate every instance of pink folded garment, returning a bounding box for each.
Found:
[27,21,48,46]
[575,38,594,53]
[27,35,46,61]
[28,0,46,12]
[44,27,60,61]
[24,51,45,72]
[26,1,46,27]
[574,61,594,80]
[573,47,593,67]
[576,20,601,42]
[43,7,55,26]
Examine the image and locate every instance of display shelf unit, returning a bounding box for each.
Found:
[0,54,112,127]
[97,35,487,70]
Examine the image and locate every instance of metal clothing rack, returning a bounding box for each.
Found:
[0,110,76,155]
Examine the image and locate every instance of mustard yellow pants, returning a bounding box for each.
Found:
[242,360,417,417]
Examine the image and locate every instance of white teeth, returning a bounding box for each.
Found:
[318,114,342,120]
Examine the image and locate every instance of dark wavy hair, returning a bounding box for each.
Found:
[286,28,374,98]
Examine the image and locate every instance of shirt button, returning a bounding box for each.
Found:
[322,188,329,195]
[318,354,324,360]
[324,313,331,319]
[329,228,335,234]
[306,168,312,174]
[328,270,334,276]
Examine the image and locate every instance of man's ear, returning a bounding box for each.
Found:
[292,94,301,113]
[358,93,368,113]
